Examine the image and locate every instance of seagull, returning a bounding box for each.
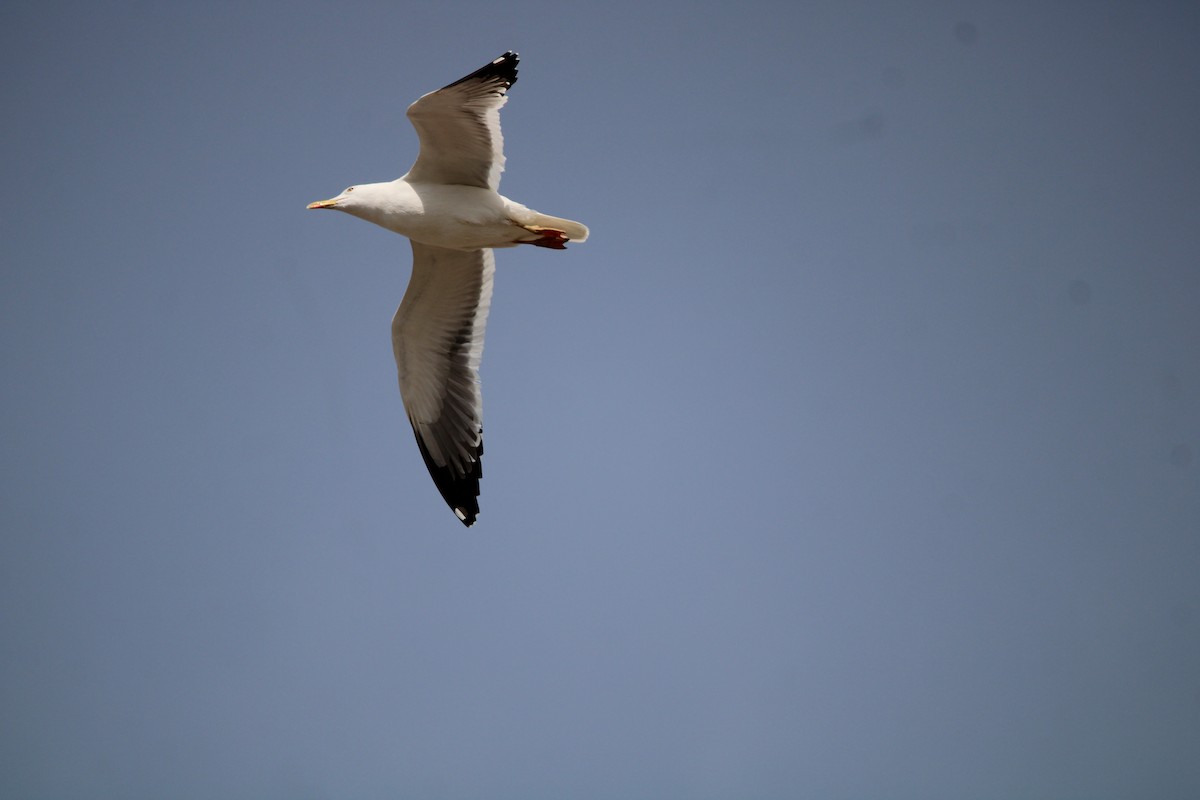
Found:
[307,51,588,527]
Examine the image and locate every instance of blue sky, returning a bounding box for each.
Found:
[2,2,1199,798]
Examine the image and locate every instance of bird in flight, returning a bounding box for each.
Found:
[307,52,588,527]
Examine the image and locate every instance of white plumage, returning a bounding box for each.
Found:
[307,52,588,526]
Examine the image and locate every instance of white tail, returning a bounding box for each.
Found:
[529,212,589,243]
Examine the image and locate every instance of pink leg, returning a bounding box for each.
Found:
[522,227,570,250]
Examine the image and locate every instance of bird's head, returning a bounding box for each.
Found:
[306,185,360,212]
[306,183,399,227]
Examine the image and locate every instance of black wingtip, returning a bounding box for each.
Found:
[412,427,483,528]
[445,51,519,92]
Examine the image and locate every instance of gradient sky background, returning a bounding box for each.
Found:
[3,2,1199,798]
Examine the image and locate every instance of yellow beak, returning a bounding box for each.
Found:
[307,198,339,210]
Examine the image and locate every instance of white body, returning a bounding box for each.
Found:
[329,179,587,251]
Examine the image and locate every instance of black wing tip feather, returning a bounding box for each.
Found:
[445,51,519,92]
[412,428,483,528]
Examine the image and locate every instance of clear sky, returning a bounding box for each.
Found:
[2,2,1198,798]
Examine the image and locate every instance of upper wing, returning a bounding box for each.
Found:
[392,241,495,526]
[403,51,518,191]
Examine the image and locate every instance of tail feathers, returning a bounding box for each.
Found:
[529,212,589,243]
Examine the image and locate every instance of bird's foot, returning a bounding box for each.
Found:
[522,226,569,250]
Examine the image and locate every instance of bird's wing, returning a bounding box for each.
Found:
[392,241,494,526]
[403,51,518,191]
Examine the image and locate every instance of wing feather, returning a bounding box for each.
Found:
[392,242,494,526]
[403,51,518,190]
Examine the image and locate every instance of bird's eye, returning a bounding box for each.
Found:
[345,187,354,193]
